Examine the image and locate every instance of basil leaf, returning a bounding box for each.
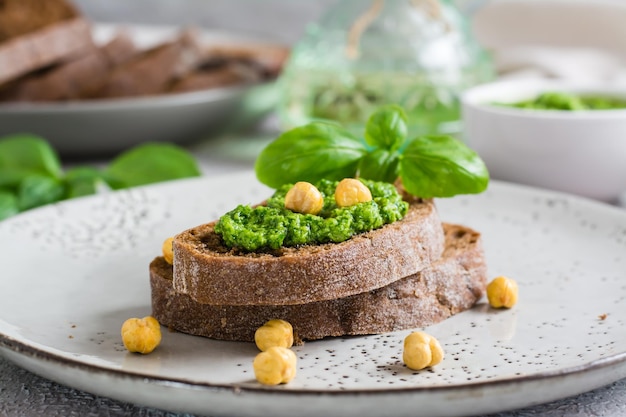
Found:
[255,122,368,188]
[358,149,400,183]
[400,135,489,198]
[64,167,104,199]
[104,143,201,189]
[0,189,18,221]
[17,175,66,211]
[364,104,408,151]
[0,134,62,187]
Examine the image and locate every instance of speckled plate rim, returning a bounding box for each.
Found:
[1,330,626,399]
[1,173,626,417]
[2,316,626,417]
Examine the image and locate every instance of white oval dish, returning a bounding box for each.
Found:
[0,24,282,157]
[1,171,626,416]
[461,78,626,203]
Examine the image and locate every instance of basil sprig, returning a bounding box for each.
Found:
[255,105,489,198]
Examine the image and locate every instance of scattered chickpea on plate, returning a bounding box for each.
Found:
[403,331,444,371]
[253,346,298,385]
[121,316,162,354]
[255,319,294,352]
[487,276,519,309]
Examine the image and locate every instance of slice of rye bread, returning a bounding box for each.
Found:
[167,42,290,94]
[92,29,204,99]
[0,0,79,42]
[151,223,487,342]
[168,61,263,94]
[0,31,138,102]
[202,43,290,79]
[172,197,445,306]
[0,17,94,87]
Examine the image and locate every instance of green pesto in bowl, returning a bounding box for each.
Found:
[214,179,409,252]
[497,91,626,111]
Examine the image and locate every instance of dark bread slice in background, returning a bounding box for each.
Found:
[0,31,137,101]
[151,223,487,342]
[172,197,445,306]
[0,17,94,87]
[202,43,290,79]
[168,61,262,94]
[92,29,204,99]
[0,0,79,42]
[168,42,289,94]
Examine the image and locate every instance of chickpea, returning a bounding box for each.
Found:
[253,346,297,385]
[284,182,324,215]
[121,316,162,354]
[403,331,444,370]
[487,276,518,308]
[162,237,174,265]
[255,319,294,352]
[335,178,372,207]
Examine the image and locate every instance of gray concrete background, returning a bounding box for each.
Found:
[73,0,338,44]
[72,0,485,44]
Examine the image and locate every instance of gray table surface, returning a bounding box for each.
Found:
[3,1,626,415]
[1,353,626,417]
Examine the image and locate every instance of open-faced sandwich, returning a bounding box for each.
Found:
[149,104,491,343]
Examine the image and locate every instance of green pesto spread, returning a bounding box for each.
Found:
[499,92,626,111]
[214,179,409,252]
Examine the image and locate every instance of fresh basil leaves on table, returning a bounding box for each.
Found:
[0,134,201,221]
[255,104,489,198]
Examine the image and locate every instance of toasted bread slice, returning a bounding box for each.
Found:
[172,197,445,306]
[0,0,79,42]
[202,43,289,79]
[151,223,486,342]
[93,29,204,98]
[168,61,262,94]
[0,31,138,102]
[0,17,93,87]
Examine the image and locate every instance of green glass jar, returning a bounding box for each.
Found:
[278,0,494,138]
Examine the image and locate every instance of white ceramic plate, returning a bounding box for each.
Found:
[0,24,282,157]
[1,171,626,417]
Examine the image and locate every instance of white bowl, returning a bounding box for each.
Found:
[461,78,626,203]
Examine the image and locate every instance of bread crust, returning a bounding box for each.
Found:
[152,223,487,342]
[172,198,445,306]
